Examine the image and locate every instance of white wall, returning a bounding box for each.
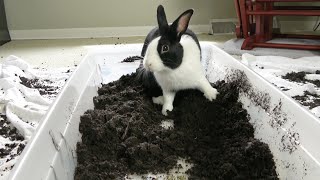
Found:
[4,0,318,39]
[4,0,236,30]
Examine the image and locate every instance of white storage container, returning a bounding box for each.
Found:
[8,43,320,180]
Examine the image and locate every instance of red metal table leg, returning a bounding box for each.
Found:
[239,0,249,38]
[255,2,265,42]
[274,33,320,40]
[236,0,320,51]
[253,42,320,50]
[234,0,243,38]
[265,2,274,41]
[241,36,256,50]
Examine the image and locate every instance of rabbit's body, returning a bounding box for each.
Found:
[137,5,219,115]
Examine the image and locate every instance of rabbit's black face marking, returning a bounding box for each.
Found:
[157,37,183,69]
[151,5,194,70]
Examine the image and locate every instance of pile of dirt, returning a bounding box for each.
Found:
[19,76,58,95]
[75,72,278,179]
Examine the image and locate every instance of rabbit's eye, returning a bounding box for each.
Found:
[161,45,169,54]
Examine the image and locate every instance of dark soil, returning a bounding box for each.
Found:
[282,71,320,109]
[293,91,320,109]
[75,72,278,179]
[282,71,307,83]
[282,71,320,87]
[0,115,24,142]
[121,56,143,63]
[19,76,58,95]
[0,115,25,175]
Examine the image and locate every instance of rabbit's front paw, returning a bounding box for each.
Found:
[162,104,173,116]
[204,87,219,101]
[152,96,164,105]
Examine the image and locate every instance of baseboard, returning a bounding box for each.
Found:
[209,18,238,35]
[9,25,210,40]
[210,18,238,23]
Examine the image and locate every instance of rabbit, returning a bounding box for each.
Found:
[137,5,219,116]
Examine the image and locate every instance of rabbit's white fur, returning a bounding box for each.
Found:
[143,35,218,115]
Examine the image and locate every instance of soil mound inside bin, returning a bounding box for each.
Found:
[75,72,278,179]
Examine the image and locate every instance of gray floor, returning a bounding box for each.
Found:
[0,34,235,68]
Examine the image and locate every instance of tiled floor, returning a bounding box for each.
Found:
[0,34,235,68]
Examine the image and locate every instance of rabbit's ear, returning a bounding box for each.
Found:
[171,9,194,39]
[157,5,169,35]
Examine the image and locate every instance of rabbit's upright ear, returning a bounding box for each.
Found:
[157,5,169,35]
[171,9,194,39]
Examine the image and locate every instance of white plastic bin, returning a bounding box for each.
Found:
[8,43,320,180]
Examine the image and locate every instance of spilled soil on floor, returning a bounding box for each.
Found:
[75,72,278,179]
[282,71,320,87]
[283,71,320,110]
[0,115,25,176]
[19,76,58,96]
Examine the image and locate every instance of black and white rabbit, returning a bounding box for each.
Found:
[137,5,219,116]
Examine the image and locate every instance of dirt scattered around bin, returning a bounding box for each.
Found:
[0,115,25,175]
[0,115,24,143]
[282,71,320,110]
[75,70,278,179]
[19,76,58,96]
[1,67,73,177]
[293,91,320,109]
[282,71,320,87]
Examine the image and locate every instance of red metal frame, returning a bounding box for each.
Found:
[234,0,320,51]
